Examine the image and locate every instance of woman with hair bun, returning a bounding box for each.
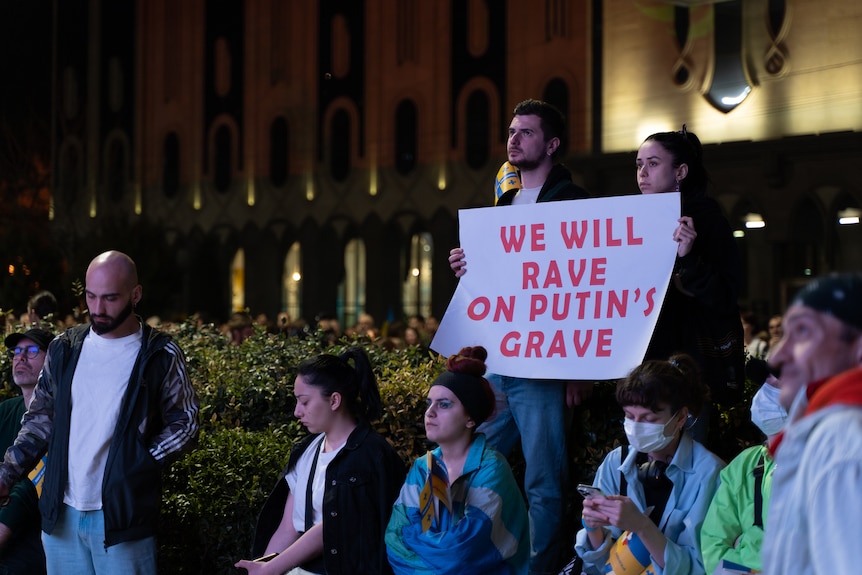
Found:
[236,347,406,575]
[386,346,529,575]
[574,354,724,575]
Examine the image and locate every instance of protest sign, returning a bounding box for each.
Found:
[431,193,680,380]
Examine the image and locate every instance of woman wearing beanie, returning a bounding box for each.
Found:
[386,346,529,575]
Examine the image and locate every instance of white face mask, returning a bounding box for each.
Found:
[750,383,788,437]
[624,411,680,453]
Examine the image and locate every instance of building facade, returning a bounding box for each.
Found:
[49,0,862,328]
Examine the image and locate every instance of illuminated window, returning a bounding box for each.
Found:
[402,232,433,318]
[231,248,245,312]
[338,238,365,329]
[282,242,303,320]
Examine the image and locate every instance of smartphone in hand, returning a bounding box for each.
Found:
[577,484,605,499]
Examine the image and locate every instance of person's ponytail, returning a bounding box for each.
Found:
[296,346,382,422]
[338,346,383,422]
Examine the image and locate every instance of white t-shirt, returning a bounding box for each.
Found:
[510,185,542,205]
[65,328,142,510]
[286,434,346,531]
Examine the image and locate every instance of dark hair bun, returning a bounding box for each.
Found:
[446,346,488,377]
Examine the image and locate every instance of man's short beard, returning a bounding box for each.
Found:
[510,157,542,172]
[90,300,135,335]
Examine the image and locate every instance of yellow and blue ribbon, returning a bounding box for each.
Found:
[494,161,521,205]
[419,451,451,532]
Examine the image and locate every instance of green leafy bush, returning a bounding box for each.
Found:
[159,424,303,574]
[157,326,442,574]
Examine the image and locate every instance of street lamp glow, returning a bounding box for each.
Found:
[838,207,861,225]
[744,213,765,229]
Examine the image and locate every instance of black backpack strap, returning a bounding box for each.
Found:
[620,444,628,497]
[753,452,766,528]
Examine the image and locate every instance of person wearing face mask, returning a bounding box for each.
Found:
[699,358,786,574]
[575,354,723,575]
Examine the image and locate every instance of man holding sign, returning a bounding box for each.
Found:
[447,99,591,574]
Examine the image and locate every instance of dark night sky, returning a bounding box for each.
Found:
[0,0,53,155]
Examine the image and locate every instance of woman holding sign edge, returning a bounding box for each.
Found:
[636,126,745,455]
[385,346,529,575]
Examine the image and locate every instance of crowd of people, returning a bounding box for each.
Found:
[0,98,859,575]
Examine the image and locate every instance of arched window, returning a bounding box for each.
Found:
[231,248,245,312]
[465,90,490,169]
[402,232,433,318]
[163,132,180,199]
[395,99,417,175]
[338,238,365,329]
[282,242,303,320]
[330,109,350,181]
[270,117,289,187]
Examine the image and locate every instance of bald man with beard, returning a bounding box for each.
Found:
[0,251,200,575]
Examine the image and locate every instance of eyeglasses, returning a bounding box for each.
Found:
[7,345,42,360]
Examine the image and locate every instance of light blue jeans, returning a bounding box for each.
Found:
[478,374,569,575]
[41,505,157,575]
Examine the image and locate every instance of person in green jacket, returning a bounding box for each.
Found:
[700,358,786,573]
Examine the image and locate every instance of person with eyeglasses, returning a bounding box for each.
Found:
[0,328,54,575]
[0,251,200,575]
